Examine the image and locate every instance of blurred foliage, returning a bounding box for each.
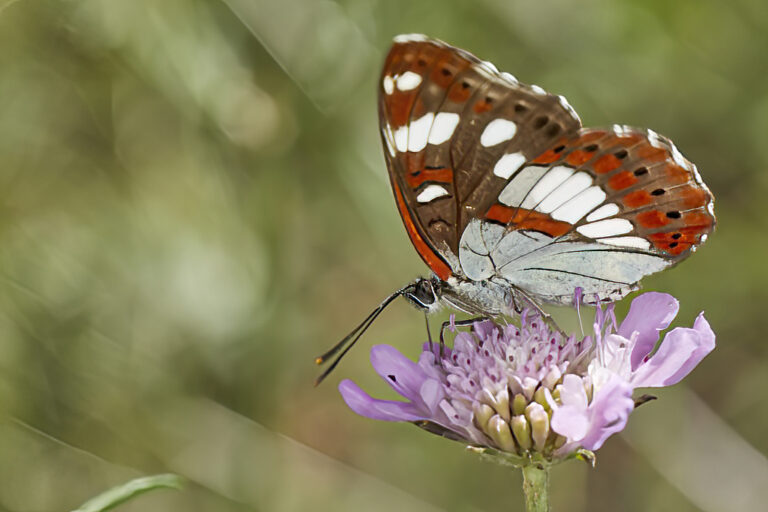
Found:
[0,0,766,511]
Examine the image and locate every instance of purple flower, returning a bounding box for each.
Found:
[338,292,715,461]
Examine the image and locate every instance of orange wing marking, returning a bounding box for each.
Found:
[406,167,454,188]
[485,205,571,237]
[393,180,452,280]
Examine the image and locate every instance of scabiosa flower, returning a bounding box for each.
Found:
[338,292,715,463]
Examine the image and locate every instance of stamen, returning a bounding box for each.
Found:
[574,287,585,336]
[607,304,618,333]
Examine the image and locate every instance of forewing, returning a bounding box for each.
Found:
[379,35,582,279]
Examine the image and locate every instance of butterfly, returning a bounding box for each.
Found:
[315,34,715,383]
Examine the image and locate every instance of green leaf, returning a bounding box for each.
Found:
[71,474,185,512]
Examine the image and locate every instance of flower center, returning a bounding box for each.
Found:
[438,319,596,458]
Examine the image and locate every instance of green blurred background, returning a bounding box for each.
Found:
[1,0,766,510]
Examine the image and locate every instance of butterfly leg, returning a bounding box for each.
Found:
[509,287,548,317]
[438,317,489,362]
[424,313,434,353]
[511,287,566,336]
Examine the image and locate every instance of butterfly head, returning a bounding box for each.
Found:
[402,276,442,314]
[314,276,443,385]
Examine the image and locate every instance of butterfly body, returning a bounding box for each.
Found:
[380,35,714,310]
[443,275,526,317]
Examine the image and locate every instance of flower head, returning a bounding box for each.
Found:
[338,292,715,462]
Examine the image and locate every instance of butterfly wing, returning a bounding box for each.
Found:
[460,125,715,304]
[379,35,715,304]
[379,35,581,280]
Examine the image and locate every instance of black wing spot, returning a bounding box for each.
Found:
[461,81,470,89]
[484,218,507,227]
[553,145,566,153]
[634,167,649,176]
[485,96,493,104]
[672,233,682,240]
[546,124,561,137]
[614,149,628,159]
[514,103,528,113]
[417,58,427,66]
[441,68,452,76]
[666,211,681,219]
[669,242,679,248]
[585,144,599,152]
[533,115,549,129]
[651,188,665,196]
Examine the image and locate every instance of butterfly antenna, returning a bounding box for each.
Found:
[314,303,383,365]
[314,288,405,386]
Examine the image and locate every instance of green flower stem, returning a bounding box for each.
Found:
[521,464,550,512]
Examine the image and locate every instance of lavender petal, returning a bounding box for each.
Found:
[418,378,445,414]
[421,342,452,362]
[579,375,635,450]
[619,292,679,370]
[369,344,428,402]
[338,380,427,422]
[558,374,589,409]
[550,404,590,441]
[473,319,497,340]
[630,313,715,387]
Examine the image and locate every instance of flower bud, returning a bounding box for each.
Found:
[473,403,495,430]
[511,415,532,451]
[521,377,538,400]
[533,387,550,412]
[512,393,528,416]
[488,415,517,452]
[493,387,511,421]
[525,402,550,451]
[542,365,562,389]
